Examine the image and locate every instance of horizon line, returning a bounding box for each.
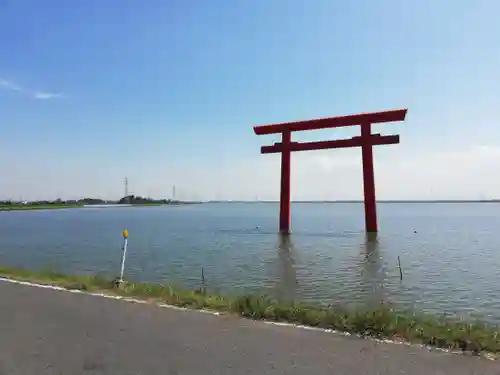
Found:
[2,198,500,204]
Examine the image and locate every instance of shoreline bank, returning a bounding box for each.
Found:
[0,203,196,211]
[0,266,498,358]
[0,204,83,211]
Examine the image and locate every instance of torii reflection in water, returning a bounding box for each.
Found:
[273,234,299,301]
[359,234,387,305]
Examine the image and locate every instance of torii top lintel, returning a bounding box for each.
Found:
[253,109,408,135]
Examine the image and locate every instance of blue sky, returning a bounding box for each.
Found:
[1,0,499,201]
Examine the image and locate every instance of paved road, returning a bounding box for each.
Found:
[0,281,497,375]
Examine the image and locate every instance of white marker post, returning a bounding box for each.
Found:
[119,229,129,284]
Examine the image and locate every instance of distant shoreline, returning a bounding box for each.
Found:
[1,200,499,211]
[0,202,198,212]
[0,204,83,211]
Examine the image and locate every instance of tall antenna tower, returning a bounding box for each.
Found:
[125,177,129,197]
[172,185,176,201]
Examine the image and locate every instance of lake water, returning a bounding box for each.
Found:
[1,203,499,322]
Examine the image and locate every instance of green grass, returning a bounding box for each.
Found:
[0,204,83,211]
[0,265,499,357]
[130,203,166,207]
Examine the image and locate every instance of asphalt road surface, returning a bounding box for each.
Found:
[0,281,498,375]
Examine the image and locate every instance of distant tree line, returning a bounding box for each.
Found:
[0,195,196,206]
[0,196,184,206]
[117,195,178,205]
[0,198,108,206]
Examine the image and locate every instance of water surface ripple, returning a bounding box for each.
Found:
[1,202,499,322]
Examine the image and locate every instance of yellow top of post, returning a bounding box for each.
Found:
[123,229,129,239]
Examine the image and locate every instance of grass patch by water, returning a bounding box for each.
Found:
[131,203,166,207]
[0,204,83,211]
[0,265,499,357]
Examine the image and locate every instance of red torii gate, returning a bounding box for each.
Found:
[253,109,408,234]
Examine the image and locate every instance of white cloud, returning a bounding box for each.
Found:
[291,144,500,201]
[0,144,499,201]
[0,77,65,100]
[33,91,65,100]
[374,144,500,200]
[0,79,23,92]
[160,144,500,201]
